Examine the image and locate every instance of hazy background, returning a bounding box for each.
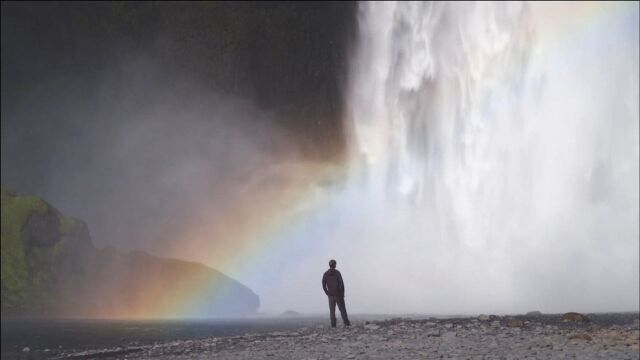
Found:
[1,2,356,253]
[2,2,638,316]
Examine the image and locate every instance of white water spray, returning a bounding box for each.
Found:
[339,1,639,314]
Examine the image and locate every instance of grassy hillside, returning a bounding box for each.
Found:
[1,188,259,317]
[2,188,57,313]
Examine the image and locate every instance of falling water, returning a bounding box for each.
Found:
[339,2,639,314]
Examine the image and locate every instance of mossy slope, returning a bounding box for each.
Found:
[1,188,259,317]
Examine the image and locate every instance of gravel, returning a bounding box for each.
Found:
[51,313,640,359]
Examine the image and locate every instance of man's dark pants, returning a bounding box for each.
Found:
[328,296,350,327]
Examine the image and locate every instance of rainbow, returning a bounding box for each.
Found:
[121,1,638,318]
[174,161,347,313]
[87,159,352,318]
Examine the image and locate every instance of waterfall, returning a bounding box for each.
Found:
[340,1,639,313]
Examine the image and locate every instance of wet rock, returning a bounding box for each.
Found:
[22,347,30,352]
[49,312,640,359]
[364,324,380,330]
[507,319,524,328]
[569,333,593,341]
[562,312,590,322]
[478,314,490,321]
[441,332,457,340]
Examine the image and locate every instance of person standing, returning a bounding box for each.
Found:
[322,259,351,327]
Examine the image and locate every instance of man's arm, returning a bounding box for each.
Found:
[338,272,345,295]
[322,273,329,295]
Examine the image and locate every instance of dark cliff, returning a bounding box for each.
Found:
[1,188,259,317]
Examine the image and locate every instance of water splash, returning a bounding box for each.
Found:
[339,1,639,314]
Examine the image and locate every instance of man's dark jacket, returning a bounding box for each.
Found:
[322,268,345,297]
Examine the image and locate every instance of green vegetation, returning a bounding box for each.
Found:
[1,188,259,317]
[59,216,76,235]
[0,188,51,313]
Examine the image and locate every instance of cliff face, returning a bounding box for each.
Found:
[1,188,259,317]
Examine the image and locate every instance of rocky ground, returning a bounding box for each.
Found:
[33,313,640,359]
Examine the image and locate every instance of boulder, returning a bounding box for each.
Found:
[562,312,590,322]
[569,333,592,341]
[364,324,380,330]
[507,319,524,328]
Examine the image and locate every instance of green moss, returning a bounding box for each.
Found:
[28,247,59,313]
[59,216,76,235]
[1,187,50,313]
[51,239,69,258]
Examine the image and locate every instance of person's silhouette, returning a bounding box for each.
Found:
[322,259,351,327]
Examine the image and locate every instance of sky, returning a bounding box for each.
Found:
[1,2,638,316]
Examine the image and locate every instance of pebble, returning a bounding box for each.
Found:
[49,313,640,360]
[507,319,524,328]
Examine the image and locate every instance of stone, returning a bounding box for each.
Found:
[44,313,640,359]
[22,347,30,352]
[364,324,380,330]
[441,332,457,340]
[507,319,524,328]
[562,312,590,322]
[478,314,490,321]
[569,333,593,341]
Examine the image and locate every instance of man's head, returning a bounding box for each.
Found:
[329,259,337,268]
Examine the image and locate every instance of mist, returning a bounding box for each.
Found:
[243,1,639,315]
[2,2,638,317]
[1,3,354,252]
